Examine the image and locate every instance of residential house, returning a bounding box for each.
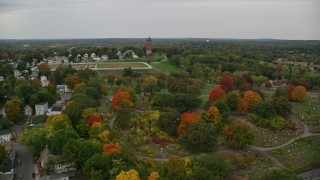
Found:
[101,55,108,61]
[24,105,32,116]
[0,130,11,143]
[56,85,71,93]
[41,76,50,87]
[0,76,4,81]
[13,70,21,78]
[35,102,48,116]
[116,51,123,59]
[46,102,63,116]
[40,172,75,180]
[90,53,97,59]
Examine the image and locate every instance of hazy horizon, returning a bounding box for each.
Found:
[0,0,319,40]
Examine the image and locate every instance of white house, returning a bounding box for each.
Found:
[56,85,71,93]
[0,76,4,81]
[101,55,108,61]
[46,102,63,116]
[24,105,33,116]
[35,102,48,115]
[0,130,11,143]
[90,53,96,59]
[41,76,50,87]
[13,70,21,78]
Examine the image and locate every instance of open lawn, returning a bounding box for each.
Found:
[270,136,320,172]
[292,92,320,133]
[224,150,277,178]
[30,115,47,124]
[252,127,302,147]
[97,62,149,68]
[150,61,183,74]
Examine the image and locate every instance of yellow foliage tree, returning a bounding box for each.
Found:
[148,172,160,180]
[116,169,140,180]
[206,106,220,124]
[98,130,109,143]
[290,86,307,101]
[45,114,72,137]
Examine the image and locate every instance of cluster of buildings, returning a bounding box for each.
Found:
[0,130,14,180]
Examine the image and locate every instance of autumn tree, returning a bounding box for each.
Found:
[65,75,79,89]
[148,172,160,180]
[208,87,226,103]
[205,106,220,124]
[112,90,133,110]
[243,90,262,108]
[237,98,249,113]
[50,129,79,154]
[116,169,140,180]
[290,86,307,102]
[5,98,21,122]
[88,114,103,128]
[142,76,157,96]
[220,76,234,92]
[45,114,72,137]
[103,142,122,155]
[223,121,254,148]
[177,112,201,138]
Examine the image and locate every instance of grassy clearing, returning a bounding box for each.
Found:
[252,127,302,147]
[259,87,276,101]
[224,150,277,178]
[292,92,320,133]
[270,136,320,172]
[97,62,148,68]
[30,115,47,124]
[150,61,183,74]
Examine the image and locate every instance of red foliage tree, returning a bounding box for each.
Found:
[223,121,254,148]
[220,76,235,92]
[88,114,103,128]
[208,87,226,103]
[177,112,201,138]
[112,90,132,110]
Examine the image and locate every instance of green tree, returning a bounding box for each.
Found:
[50,129,79,154]
[190,154,231,180]
[180,122,217,153]
[20,127,48,157]
[152,91,174,109]
[157,109,181,136]
[62,139,102,165]
[83,153,112,180]
[225,92,239,112]
[223,121,254,149]
[271,96,292,115]
[0,144,8,164]
[251,102,276,119]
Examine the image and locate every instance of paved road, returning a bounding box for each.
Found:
[298,168,320,180]
[12,124,35,180]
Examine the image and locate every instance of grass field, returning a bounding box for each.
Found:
[224,150,277,178]
[292,92,320,133]
[150,61,183,74]
[270,136,320,172]
[30,115,47,124]
[97,62,149,68]
[252,127,302,147]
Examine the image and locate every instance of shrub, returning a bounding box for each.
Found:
[223,121,254,148]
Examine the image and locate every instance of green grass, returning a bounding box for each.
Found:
[150,61,183,74]
[31,115,47,124]
[291,92,320,133]
[97,62,148,68]
[270,136,320,172]
[225,150,277,178]
[252,127,302,147]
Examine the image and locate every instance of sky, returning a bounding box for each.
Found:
[0,0,319,40]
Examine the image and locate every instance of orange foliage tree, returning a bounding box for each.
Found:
[220,76,234,92]
[208,87,226,103]
[103,142,122,155]
[112,90,133,110]
[237,98,249,113]
[65,75,79,89]
[243,91,262,108]
[177,112,201,138]
[287,85,295,99]
[290,86,307,102]
[206,106,220,124]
